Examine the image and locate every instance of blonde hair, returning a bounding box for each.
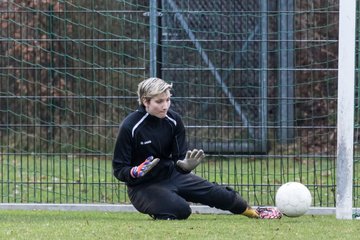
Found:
[137,78,173,106]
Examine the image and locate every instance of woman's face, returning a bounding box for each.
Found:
[143,90,171,119]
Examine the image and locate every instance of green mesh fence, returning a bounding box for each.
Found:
[0,0,149,203]
[0,0,356,209]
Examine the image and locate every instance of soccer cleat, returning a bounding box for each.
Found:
[256,207,283,219]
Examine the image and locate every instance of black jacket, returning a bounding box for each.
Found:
[112,105,188,186]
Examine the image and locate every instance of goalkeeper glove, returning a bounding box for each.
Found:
[130,156,160,178]
[176,149,205,172]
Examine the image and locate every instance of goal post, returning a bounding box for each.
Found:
[336,0,356,220]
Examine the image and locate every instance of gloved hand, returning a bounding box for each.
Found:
[176,149,205,172]
[130,156,160,178]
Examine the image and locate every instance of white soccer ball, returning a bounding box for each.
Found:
[275,182,312,217]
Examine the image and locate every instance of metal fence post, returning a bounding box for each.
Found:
[260,0,269,152]
[149,0,161,78]
[278,0,294,144]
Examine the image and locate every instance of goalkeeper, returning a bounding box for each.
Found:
[112,77,281,220]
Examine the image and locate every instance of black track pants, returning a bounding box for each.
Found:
[127,170,248,220]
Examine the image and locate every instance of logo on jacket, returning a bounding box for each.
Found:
[140,140,152,145]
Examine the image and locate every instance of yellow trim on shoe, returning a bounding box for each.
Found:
[242,207,260,218]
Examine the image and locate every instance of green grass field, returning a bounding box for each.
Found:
[0,210,358,240]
